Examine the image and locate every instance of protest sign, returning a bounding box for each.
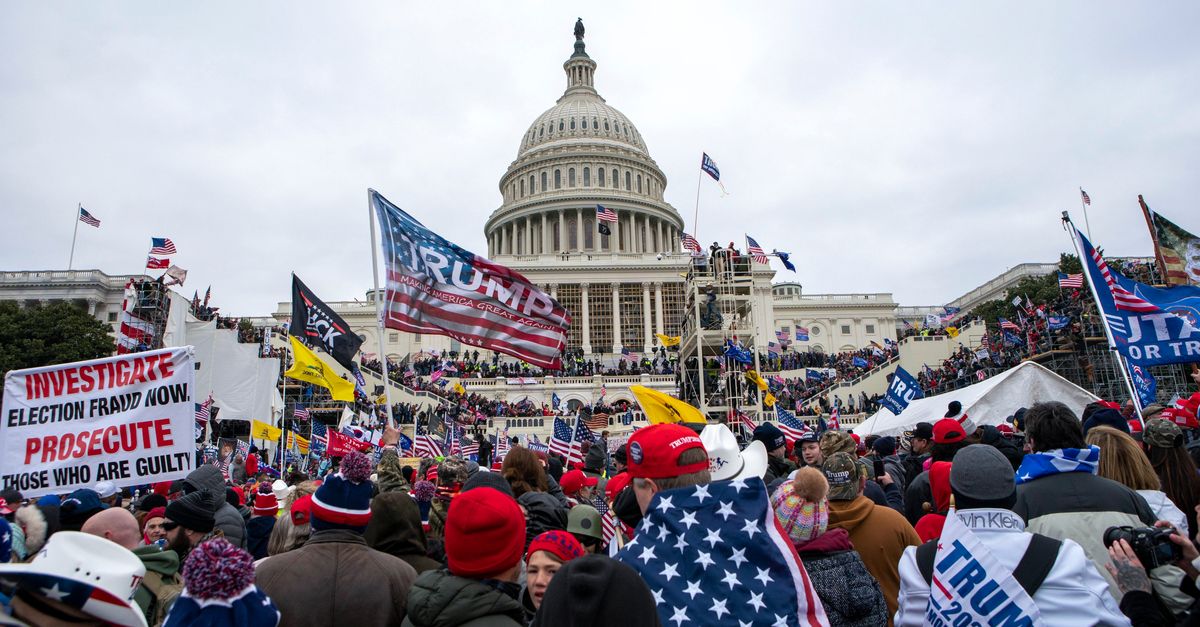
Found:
[1,347,195,497]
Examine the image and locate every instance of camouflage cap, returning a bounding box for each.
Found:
[1143,418,1183,449]
[436,458,468,487]
[821,452,863,501]
[819,430,856,461]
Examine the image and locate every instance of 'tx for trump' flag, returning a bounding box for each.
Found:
[371,189,570,370]
[616,479,828,626]
[291,274,364,371]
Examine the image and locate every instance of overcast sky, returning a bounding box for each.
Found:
[2,2,1198,316]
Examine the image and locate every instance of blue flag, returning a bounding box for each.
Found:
[1129,363,1158,408]
[1077,227,1200,366]
[723,340,753,364]
[806,369,825,382]
[1002,330,1024,346]
[851,356,869,368]
[551,392,561,410]
[398,433,413,452]
[776,251,796,272]
[881,367,923,415]
[1047,315,1071,331]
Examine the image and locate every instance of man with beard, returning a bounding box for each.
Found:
[162,490,218,561]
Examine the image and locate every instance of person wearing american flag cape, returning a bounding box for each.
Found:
[614,423,830,625]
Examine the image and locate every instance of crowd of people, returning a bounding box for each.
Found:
[7,373,1200,626]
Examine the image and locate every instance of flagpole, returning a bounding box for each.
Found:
[1079,187,1093,241]
[1061,212,1142,423]
[692,153,703,241]
[366,189,397,433]
[68,203,81,270]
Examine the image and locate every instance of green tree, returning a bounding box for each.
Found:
[968,254,1085,324]
[0,301,115,381]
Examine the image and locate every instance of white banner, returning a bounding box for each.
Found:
[925,509,1040,626]
[1,347,196,497]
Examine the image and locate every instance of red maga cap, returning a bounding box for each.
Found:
[626,424,708,480]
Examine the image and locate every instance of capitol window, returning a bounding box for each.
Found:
[592,117,598,129]
[598,167,605,187]
[539,126,544,137]
[554,170,561,189]
[637,174,642,193]
[519,179,525,196]
[583,167,590,186]
[529,175,535,194]
[568,168,575,187]
[611,169,618,187]
[841,325,851,335]
[866,324,875,334]
[570,118,576,130]
[558,120,564,132]
[625,171,631,191]
[541,171,548,191]
[604,120,610,131]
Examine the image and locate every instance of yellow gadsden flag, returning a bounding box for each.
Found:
[655,333,681,347]
[945,327,960,339]
[745,370,769,392]
[251,419,282,442]
[286,336,355,401]
[630,385,707,425]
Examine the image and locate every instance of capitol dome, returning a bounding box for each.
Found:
[485,23,684,259]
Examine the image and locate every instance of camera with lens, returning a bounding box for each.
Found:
[1103,525,1182,569]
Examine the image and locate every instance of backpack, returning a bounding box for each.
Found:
[140,569,183,627]
[915,533,1061,596]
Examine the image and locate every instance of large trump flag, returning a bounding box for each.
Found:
[371,189,570,370]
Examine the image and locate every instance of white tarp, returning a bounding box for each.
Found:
[186,320,281,426]
[161,290,196,348]
[853,361,1098,437]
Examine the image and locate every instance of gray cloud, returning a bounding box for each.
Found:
[2,2,1197,315]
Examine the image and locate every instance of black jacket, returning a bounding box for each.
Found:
[402,570,524,627]
[365,492,443,575]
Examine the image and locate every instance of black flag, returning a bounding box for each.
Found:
[290,274,363,371]
[598,222,611,236]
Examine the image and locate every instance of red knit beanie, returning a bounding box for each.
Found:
[526,530,585,563]
[445,487,525,578]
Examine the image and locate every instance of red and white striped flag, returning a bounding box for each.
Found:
[681,232,702,254]
[1088,240,1157,312]
[1080,188,1091,206]
[745,235,770,264]
[595,204,618,223]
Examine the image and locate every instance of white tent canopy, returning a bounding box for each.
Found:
[853,361,1099,438]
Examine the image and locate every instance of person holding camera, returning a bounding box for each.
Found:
[896,444,1126,626]
[1106,515,1200,626]
[1013,402,1158,602]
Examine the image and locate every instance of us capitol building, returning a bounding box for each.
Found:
[2,22,1052,411]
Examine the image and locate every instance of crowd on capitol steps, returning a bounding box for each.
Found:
[2,367,1200,625]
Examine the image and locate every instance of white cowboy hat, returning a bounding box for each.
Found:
[0,531,148,627]
[701,423,768,482]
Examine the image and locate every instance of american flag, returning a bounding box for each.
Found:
[583,412,609,431]
[570,416,597,465]
[592,493,619,545]
[194,395,213,423]
[745,235,769,264]
[149,237,177,255]
[310,421,328,447]
[731,409,756,437]
[549,416,575,459]
[1080,188,1091,206]
[293,404,310,421]
[1058,272,1084,289]
[615,479,829,626]
[1081,230,1158,313]
[766,341,781,356]
[596,204,619,223]
[681,232,702,254]
[460,437,479,458]
[776,406,811,442]
[494,427,510,462]
[828,406,841,430]
[146,256,170,269]
[795,326,810,341]
[372,190,570,370]
[78,207,101,227]
[621,347,639,362]
[775,329,790,342]
[414,428,444,458]
[998,318,1021,331]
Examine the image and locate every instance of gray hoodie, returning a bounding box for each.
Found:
[183,465,247,548]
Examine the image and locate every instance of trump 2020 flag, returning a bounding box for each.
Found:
[371,189,570,370]
[925,509,1040,625]
[616,479,828,626]
[881,366,923,415]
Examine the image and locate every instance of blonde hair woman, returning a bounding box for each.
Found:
[1086,426,1189,536]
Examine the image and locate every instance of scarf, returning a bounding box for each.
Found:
[1015,446,1100,484]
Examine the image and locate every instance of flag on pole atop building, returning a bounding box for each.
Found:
[745,235,769,264]
[149,237,177,255]
[700,152,728,194]
[596,204,618,222]
[78,207,101,227]
[1080,188,1091,206]
[371,189,570,370]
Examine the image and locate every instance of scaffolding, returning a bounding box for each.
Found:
[678,251,770,425]
[122,278,172,352]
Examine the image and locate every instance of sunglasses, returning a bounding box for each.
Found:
[161,520,180,531]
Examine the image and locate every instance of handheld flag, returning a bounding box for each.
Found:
[291,274,364,371]
[251,419,282,442]
[1143,197,1200,286]
[1058,272,1083,289]
[927,509,1041,625]
[549,416,575,458]
[284,336,355,401]
[371,190,569,370]
[630,385,706,424]
[880,366,923,415]
[655,333,681,347]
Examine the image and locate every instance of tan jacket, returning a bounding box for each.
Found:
[828,495,921,624]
